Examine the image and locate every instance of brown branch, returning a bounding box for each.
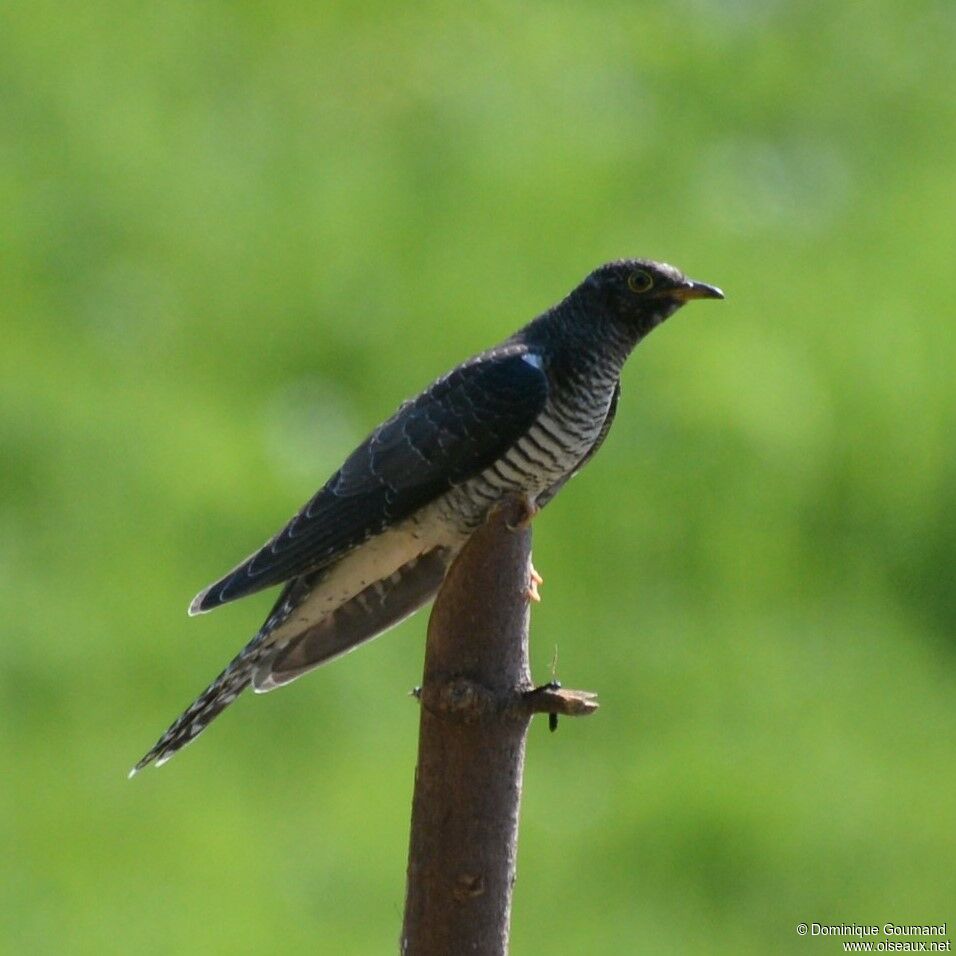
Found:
[400,498,598,955]
[521,684,600,718]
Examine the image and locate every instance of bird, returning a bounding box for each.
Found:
[131,259,723,774]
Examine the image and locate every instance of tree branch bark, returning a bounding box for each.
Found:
[400,499,597,955]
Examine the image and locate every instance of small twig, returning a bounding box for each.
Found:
[521,683,599,719]
[413,678,599,725]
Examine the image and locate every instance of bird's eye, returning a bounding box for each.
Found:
[627,270,654,293]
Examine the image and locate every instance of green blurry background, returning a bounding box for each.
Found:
[3,1,954,952]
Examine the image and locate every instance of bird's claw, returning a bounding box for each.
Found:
[525,563,544,603]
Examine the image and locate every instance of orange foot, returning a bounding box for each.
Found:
[526,563,544,603]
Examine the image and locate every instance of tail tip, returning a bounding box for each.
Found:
[128,744,173,777]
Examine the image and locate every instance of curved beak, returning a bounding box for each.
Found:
[673,278,724,302]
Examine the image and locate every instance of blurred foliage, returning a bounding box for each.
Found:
[2,0,955,952]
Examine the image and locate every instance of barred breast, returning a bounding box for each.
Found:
[432,366,620,534]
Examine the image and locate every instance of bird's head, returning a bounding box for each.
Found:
[579,259,724,338]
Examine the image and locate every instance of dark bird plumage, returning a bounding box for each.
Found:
[131,259,722,774]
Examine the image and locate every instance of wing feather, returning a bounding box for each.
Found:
[190,347,548,613]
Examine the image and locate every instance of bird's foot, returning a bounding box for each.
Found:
[525,563,544,603]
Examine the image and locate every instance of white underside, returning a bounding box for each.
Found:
[256,506,464,667]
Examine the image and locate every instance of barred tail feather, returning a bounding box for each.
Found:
[130,548,454,775]
[129,647,258,776]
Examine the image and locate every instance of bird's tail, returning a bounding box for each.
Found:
[129,642,260,776]
[130,547,455,775]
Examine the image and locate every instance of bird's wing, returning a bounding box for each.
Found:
[190,347,549,613]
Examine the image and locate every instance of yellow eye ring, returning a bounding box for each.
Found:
[627,270,654,293]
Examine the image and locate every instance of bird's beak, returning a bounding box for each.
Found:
[672,279,724,302]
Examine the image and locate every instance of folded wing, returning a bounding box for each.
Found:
[190,347,549,613]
